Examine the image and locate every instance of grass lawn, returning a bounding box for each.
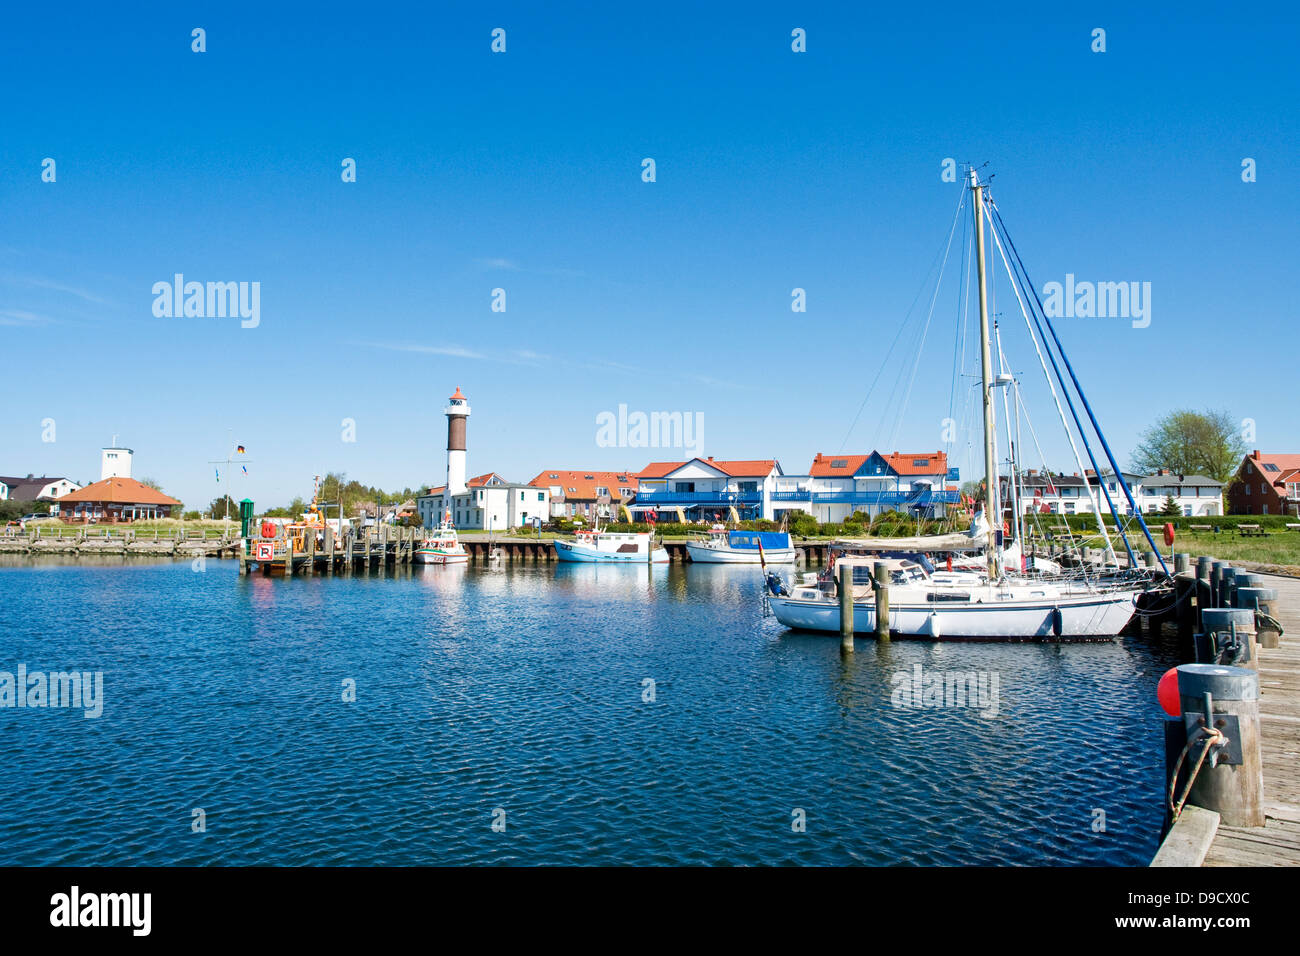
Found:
[1055,529,1300,574]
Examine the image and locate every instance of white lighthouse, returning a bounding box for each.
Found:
[444,387,471,511]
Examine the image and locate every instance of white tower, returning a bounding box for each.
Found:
[444,387,471,511]
[101,444,134,480]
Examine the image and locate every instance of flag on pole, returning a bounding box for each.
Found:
[215,468,220,483]
[241,465,248,475]
[236,445,245,453]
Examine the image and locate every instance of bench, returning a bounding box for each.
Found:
[1237,524,1270,538]
[1287,523,1300,531]
[1188,524,1213,532]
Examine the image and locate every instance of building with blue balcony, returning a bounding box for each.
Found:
[629,452,959,525]
[631,457,783,521]
[769,451,959,523]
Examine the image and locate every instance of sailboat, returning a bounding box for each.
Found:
[766,170,1157,640]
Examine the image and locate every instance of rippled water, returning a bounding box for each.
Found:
[0,557,1180,865]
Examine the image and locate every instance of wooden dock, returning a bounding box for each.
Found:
[0,526,240,558]
[1202,570,1300,866]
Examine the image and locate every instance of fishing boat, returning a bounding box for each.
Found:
[415,511,468,565]
[553,517,668,563]
[686,525,796,564]
[766,169,1160,640]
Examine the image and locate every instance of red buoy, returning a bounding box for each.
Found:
[1157,667,1180,717]
[1163,522,1175,547]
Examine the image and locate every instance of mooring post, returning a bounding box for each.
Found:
[283,535,294,577]
[838,562,854,651]
[1210,561,1226,608]
[1221,567,1239,612]
[1236,586,1281,649]
[324,524,334,575]
[1195,556,1212,632]
[1201,608,1257,671]
[1174,663,1264,828]
[306,528,316,575]
[873,561,890,642]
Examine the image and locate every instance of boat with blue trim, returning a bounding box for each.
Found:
[686,525,796,564]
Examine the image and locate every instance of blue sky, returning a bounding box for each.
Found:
[3,2,1297,510]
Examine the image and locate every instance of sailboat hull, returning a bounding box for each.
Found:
[770,589,1137,640]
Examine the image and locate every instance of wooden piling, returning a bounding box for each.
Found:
[1195,556,1212,633]
[874,561,890,642]
[838,563,853,651]
[1174,663,1264,828]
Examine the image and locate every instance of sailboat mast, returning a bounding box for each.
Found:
[970,169,999,579]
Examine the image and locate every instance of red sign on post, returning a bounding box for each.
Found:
[255,541,274,561]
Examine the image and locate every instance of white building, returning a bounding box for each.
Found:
[418,473,549,530]
[786,451,958,522]
[101,446,133,480]
[631,457,784,521]
[1007,469,1223,518]
[0,475,81,502]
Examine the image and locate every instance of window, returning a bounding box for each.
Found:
[913,459,930,467]
[830,459,848,469]
[520,491,525,501]
[595,486,609,497]
[676,482,695,492]
[737,481,757,493]
[549,474,558,479]
[1263,504,1269,514]
[537,492,544,501]
[1263,463,1280,472]
[1246,484,1252,495]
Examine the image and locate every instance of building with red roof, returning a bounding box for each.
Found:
[55,476,182,523]
[528,470,637,520]
[631,457,783,521]
[1229,451,1300,515]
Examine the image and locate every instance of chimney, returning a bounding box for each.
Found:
[1253,450,1260,459]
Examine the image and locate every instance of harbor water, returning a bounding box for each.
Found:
[0,558,1180,865]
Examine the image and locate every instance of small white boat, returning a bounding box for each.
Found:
[766,557,1138,641]
[416,512,468,565]
[686,526,796,564]
[554,524,668,563]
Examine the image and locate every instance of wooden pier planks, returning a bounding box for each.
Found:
[1203,571,1300,866]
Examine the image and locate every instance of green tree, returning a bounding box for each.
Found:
[1160,494,1182,517]
[209,495,239,519]
[1132,409,1244,483]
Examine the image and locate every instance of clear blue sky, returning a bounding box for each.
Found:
[3,2,1297,510]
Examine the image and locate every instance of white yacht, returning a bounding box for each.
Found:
[765,170,1152,640]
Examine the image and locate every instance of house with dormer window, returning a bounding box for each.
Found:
[631,458,782,522]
